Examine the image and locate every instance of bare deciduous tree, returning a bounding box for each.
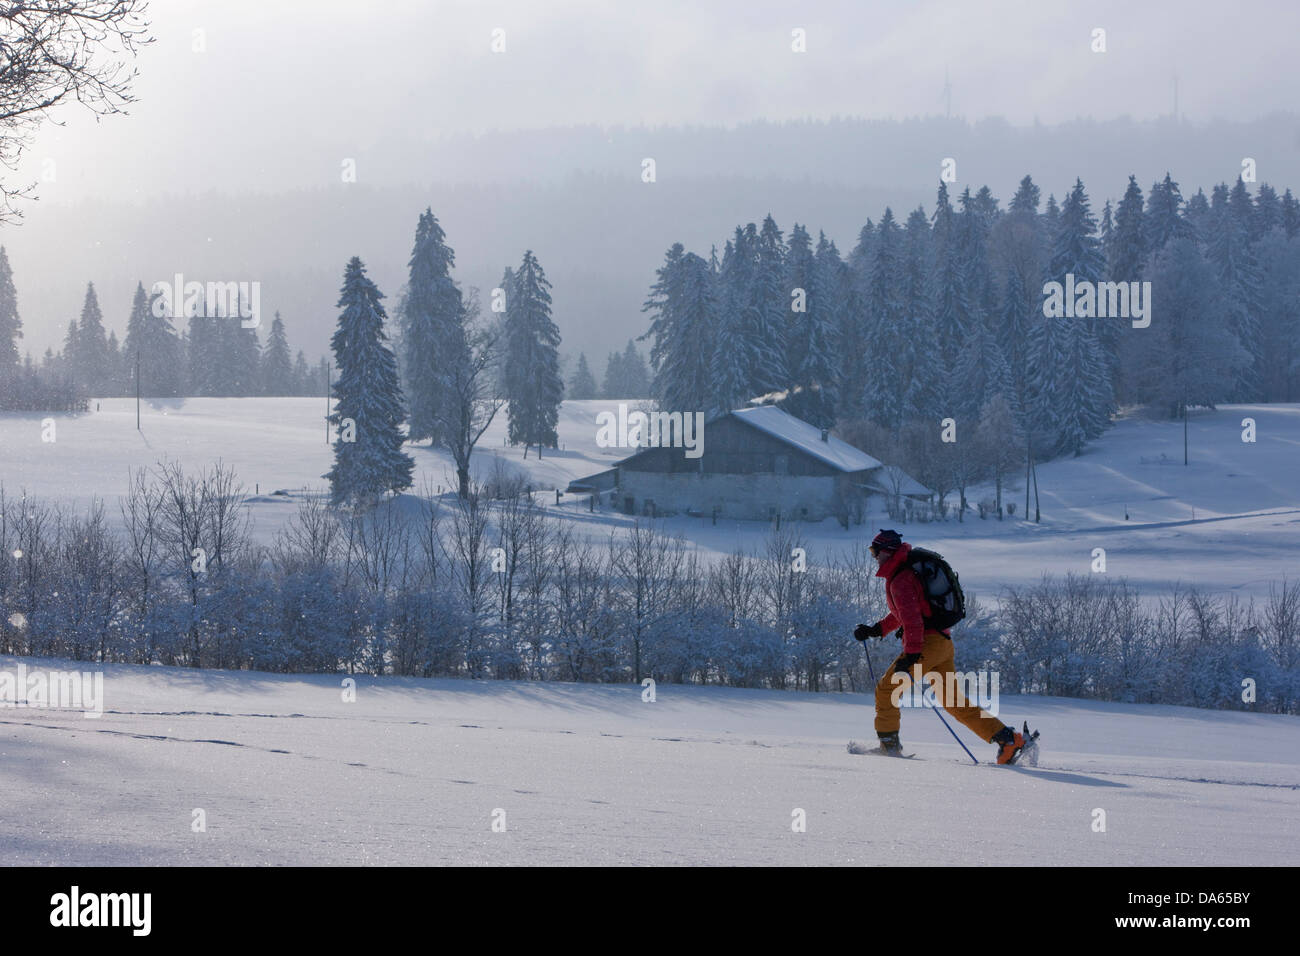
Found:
[154,459,249,666]
[0,1,152,219]
[429,290,506,498]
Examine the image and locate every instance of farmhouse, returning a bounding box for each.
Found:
[567,405,930,522]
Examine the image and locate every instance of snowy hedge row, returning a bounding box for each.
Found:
[1,466,1296,713]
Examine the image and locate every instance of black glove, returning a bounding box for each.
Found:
[892,652,922,675]
[854,622,883,641]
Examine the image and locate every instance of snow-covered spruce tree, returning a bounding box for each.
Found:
[930,183,971,381]
[1282,189,1300,239]
[1110,175,1147,281]
[1133,238,1250,416]
[619,340,651,399]
[710,234,752,415]
[1113,176,1154,402]
[492,265,517,394]
[601,349,623,399]
[105,330,123,396]
[401,208,463,445]
[261,311,294,396]
[955,298,1015,425]
[325,257,414,506]
[1008,175,1040,217]
[952,187,1004,422]
[76,282,110,396]
[721,222,777,402]
[751,214,790,396]
[187,311,220,397]
[1253,183,1282,241]
[1184,188,1212,240]
[998,267,1033,426]
[641,241,685,396]
[292,350,310,395]
[143,287,184,399]
[61,317,79,383]
[784,224,815,383]
[1208,177,1264,399]
[1099,199,1114,265]
[963,185,1002,324]
[1025,295,1065,454]
[991,176,1045,393]
[504,250,563,457]
[1254,228,1300,401]
[1043,178,1112,453]
[865,207,905,431]
[121,282,148,395]
[219,308,261,397]
[641,244,717,412]
[784,231,843,429]
[0,247,21,404]
[836,219,875,421]
[568,352,598,400]
[1144,173,1196,251]
[1042,193,1060,241]
[897,208,939,428]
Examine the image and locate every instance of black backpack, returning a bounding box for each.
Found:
[891,547,966,630]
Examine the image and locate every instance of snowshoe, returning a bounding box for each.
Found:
[848,732,915,758]
[993,721,1040,765]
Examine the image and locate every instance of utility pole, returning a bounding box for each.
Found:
[1025,435,1032,520]
[1184,398,1189,465]
[1029,455,1040,522]
[1032,456,1041,523]
[324,361,331,444]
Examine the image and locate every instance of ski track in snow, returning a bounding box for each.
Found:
[1,657,1296,866]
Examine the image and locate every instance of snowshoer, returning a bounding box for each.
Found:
[854,529,1032,764]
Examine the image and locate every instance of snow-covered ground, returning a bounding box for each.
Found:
[4,403,1296,865]
[2,398,1297,599]
[1,656,1295,865]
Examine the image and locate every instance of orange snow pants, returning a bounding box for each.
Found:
[874,630,1005,742]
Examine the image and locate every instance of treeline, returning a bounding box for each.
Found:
[566,340,652,400]
[0,248,326,409]
[1,470,1295,713]
[641,173,1300,463]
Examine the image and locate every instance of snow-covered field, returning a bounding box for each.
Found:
[3,404,1297,866]
[1,656,1295,865]
[2,397,1298,599]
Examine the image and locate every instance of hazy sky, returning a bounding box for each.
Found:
[15,0,1300,201]
[6,0,1300,361]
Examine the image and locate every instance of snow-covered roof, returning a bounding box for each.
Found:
[729,406,882,473]
[858,466,932,498]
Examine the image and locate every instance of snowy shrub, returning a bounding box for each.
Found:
[3,471,1297,714]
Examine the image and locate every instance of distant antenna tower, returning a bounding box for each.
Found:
[941,67,952,119]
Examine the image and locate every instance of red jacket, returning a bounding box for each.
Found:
[874,543,947,654]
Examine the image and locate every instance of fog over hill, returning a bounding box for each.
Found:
[9,113,1300,372]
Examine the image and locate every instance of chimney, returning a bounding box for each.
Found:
[820,428,829,442]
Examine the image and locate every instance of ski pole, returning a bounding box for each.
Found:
[920,674,979,764]
[861,640,876,684]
